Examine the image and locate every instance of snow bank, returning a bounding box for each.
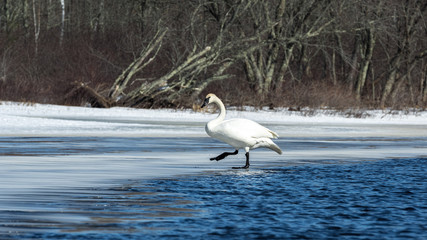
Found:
[0,101,426,137]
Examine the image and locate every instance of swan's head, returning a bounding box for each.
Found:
[201,93,217,108]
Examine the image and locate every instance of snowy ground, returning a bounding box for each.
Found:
[1,101,426,137]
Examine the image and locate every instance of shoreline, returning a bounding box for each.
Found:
[1,101,427,138]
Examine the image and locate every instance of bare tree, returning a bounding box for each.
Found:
[32,0,40,55]
[379,0,427,107]
[59,0,65,45]
[74,1,263,107]
[353,1,385,101]
[239,0,340,96]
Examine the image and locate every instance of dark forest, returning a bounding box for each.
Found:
[1,0,426,109]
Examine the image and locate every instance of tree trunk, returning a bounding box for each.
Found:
[346,34,360,88]
[59,0,65,46]
[355,27,375,101]
[380,54,401,108]
[331,50,337,85]
[276,44,295,87]
[423,73,427,104]
[32,0,40,55]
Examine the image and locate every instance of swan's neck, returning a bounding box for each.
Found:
[212,97,226,123]
[205,96,226,136]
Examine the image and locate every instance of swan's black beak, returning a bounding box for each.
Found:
[201,97,210,108]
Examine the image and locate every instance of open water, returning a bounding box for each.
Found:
[0,137,426,239]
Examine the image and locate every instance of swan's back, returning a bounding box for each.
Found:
[207,118,279,148]
[215,118,276,136]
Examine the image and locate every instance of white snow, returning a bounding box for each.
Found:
[1,101,426,137]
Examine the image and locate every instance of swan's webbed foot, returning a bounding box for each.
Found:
[232,152,250,169]
[210,150,238,161]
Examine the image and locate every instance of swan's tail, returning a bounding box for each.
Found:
[268,129,279,139]
[268,142,282,155]
[254,138,282,155]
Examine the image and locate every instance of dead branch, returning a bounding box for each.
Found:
[108,28,168,101]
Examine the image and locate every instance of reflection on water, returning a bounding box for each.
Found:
[1,185,201,238]
[0,137,426,239]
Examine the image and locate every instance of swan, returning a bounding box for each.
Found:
[201,93,282,169]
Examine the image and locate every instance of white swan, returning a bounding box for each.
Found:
[201,93,282,169]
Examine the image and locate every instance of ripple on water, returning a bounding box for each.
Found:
[1,158,426,239]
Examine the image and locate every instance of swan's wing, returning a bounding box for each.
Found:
[216,118,278,139]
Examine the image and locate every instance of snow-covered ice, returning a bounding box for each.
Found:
[1,101,426,137]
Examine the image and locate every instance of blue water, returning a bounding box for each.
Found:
[162,158,426,239]
[0,137,426,239]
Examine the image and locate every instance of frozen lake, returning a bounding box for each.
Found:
[0,103,426,239]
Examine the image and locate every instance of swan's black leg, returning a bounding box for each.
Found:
[232,152,250,169]
[210,150,238,161]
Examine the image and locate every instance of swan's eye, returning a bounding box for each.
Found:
[201,97,210,108]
